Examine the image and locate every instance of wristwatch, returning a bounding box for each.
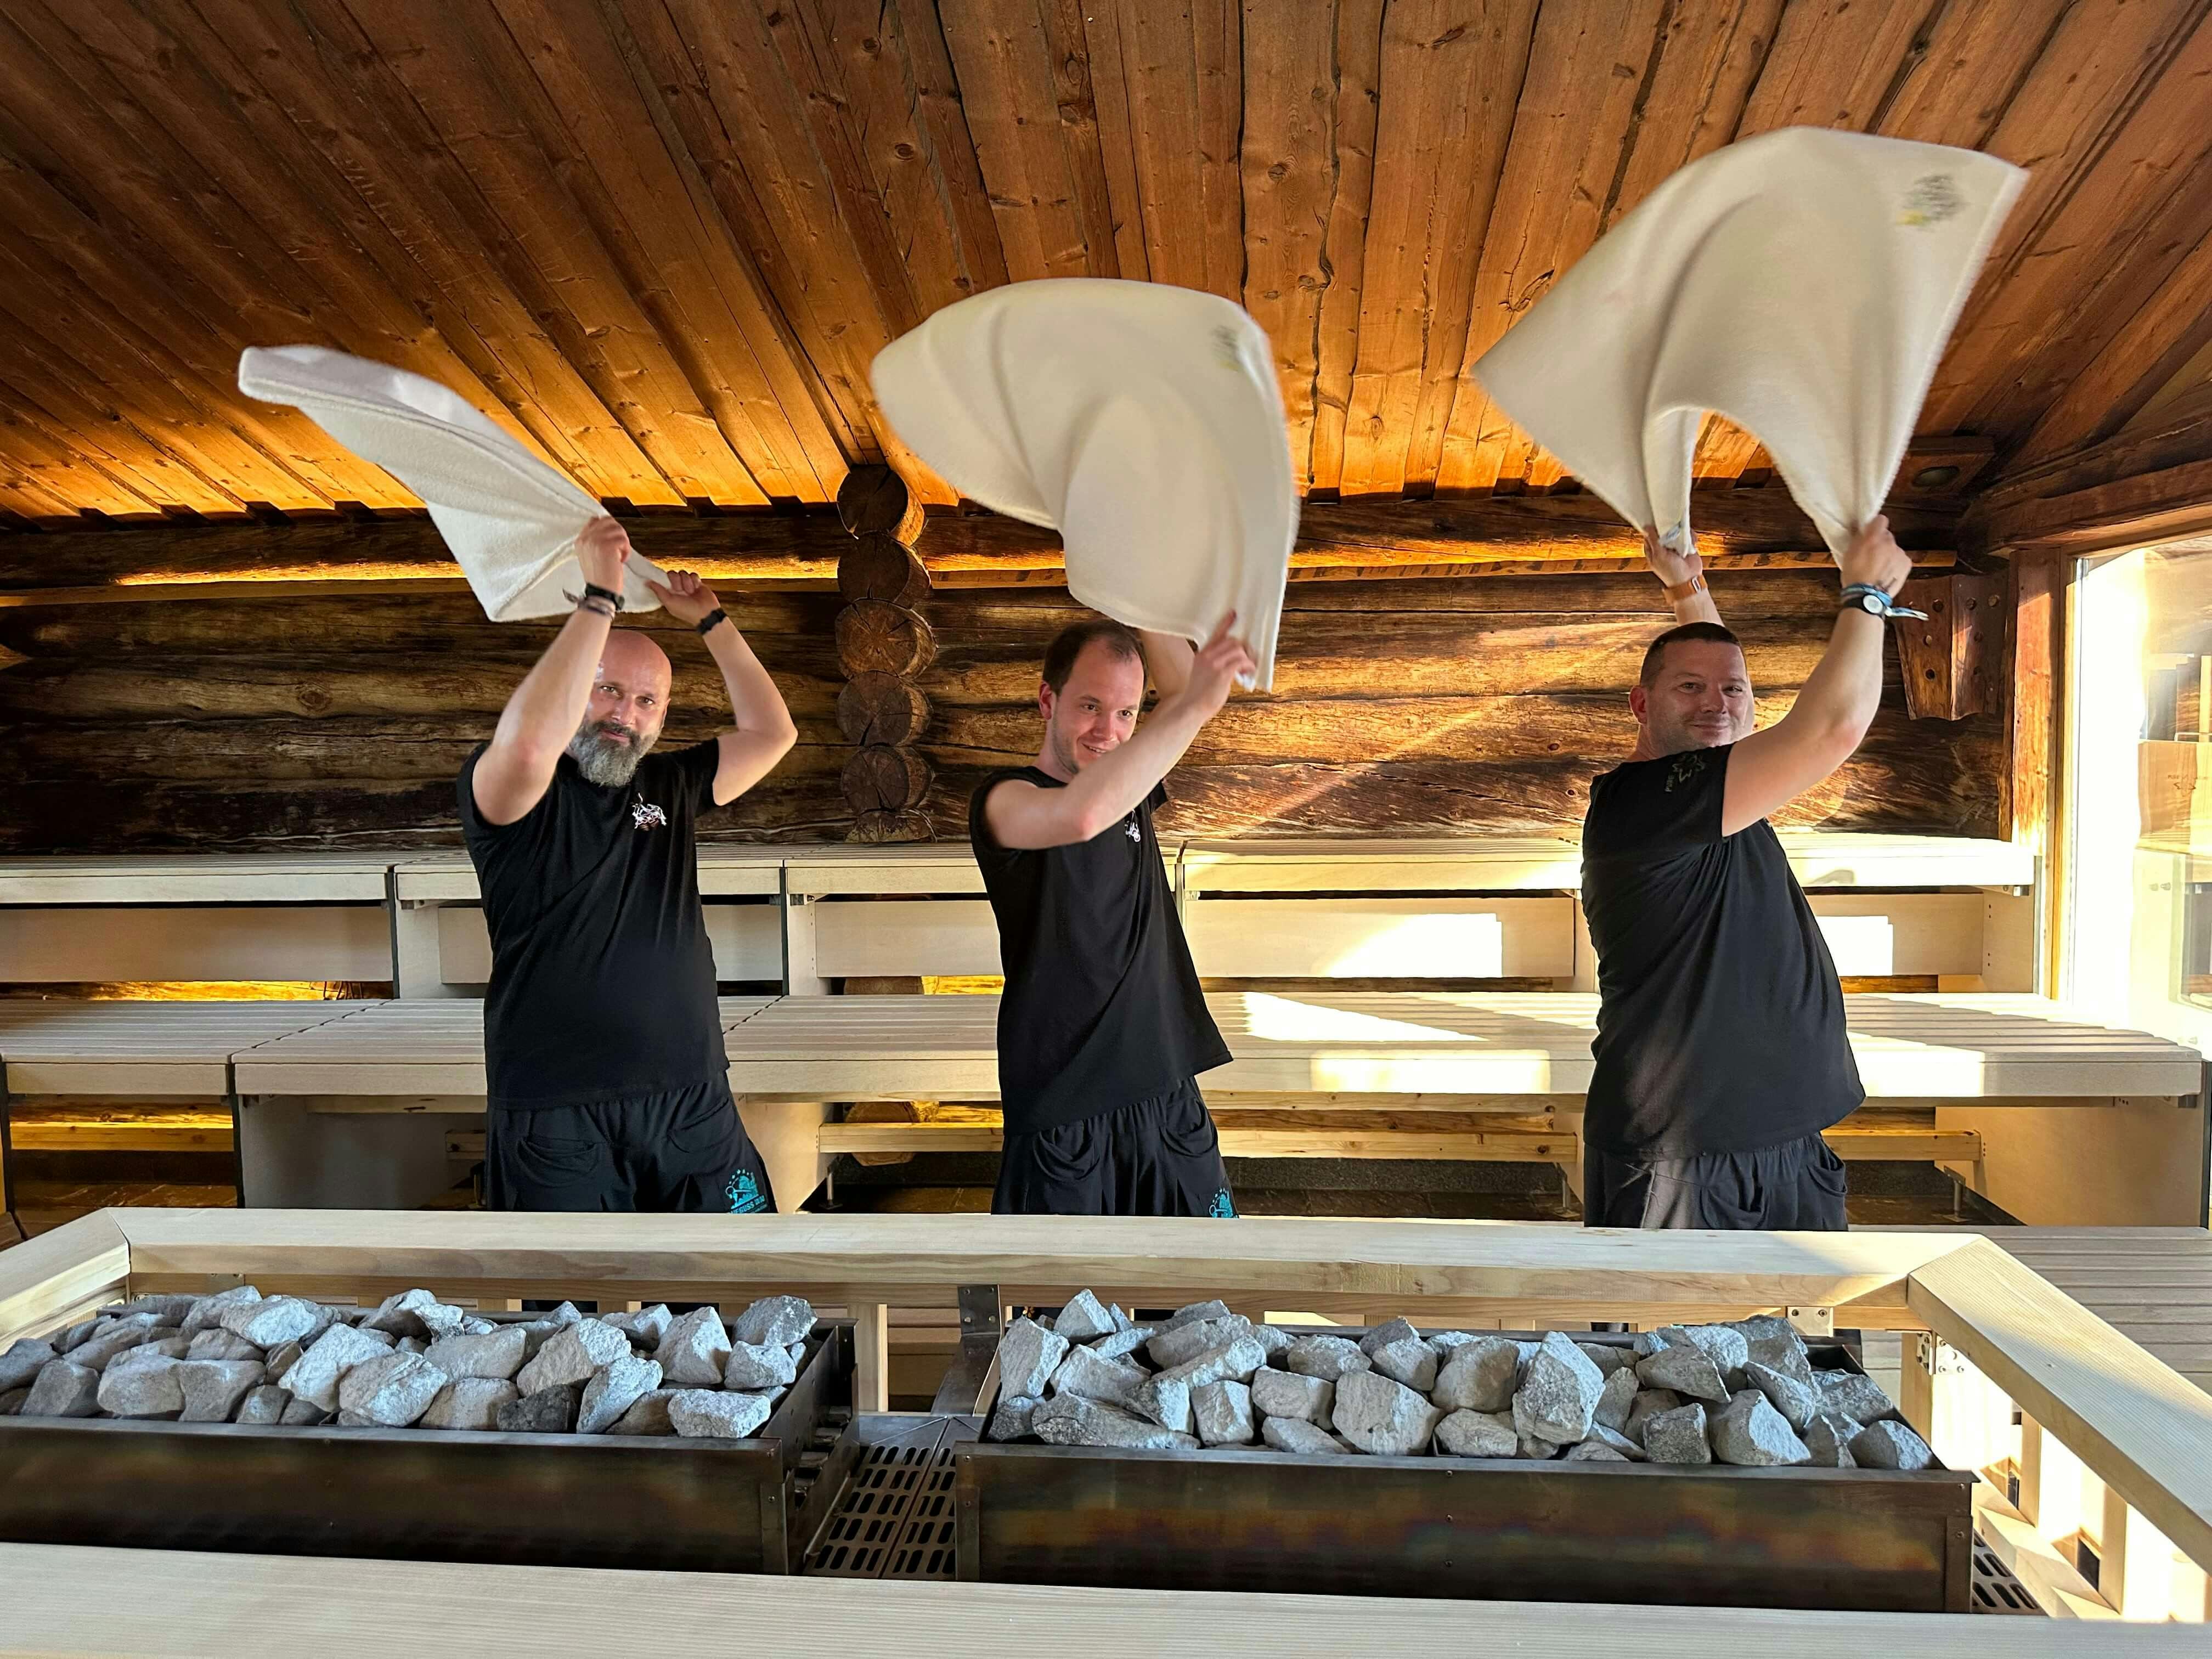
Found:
[1839,583,1930,622]
[1664,573,1707,603]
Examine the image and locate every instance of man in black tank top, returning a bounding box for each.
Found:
[969,613,1254,1216]
[1578,518,1916,1229]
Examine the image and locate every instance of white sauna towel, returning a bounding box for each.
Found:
[870,279,1295,689]
[1472,128,2025,555]
[236,346,667,619]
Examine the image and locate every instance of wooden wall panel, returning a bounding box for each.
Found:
[0,568,2002,853]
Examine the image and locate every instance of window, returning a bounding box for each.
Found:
[2062,540,2212,1048]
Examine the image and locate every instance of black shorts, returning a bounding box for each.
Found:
[1583,1129,1847,1230]
[486,1079,776,1215]
[994,1077,1237,1218]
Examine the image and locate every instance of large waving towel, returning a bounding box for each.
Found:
[1473,128,2025,556]
[870,279,1295,689]
[238,346,667,619]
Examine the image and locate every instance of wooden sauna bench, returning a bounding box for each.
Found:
[0,1000,785,1220]
[150,988,2212,1223]
[720,990,2208,1226]
[0,1001,380,1235]
[2,1209,2211,1633]
[0,1547,2203,1656]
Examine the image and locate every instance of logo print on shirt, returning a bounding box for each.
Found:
[725,1168,769,1215]
[631,799,667,831]
[1664,752,1706,793]
[1125,819,1141,844]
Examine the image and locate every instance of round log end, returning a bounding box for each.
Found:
[835,599,938,679]
[837,673,930,747]
[838,533,931,607]
[836,465,923,544]
[842,743,932,814]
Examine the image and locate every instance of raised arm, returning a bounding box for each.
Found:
[988,615,1254,850]
[1645,527,1723,626]
[1720,517,1911,836]
[646,571,800,806]
[470,517,629,826]
[1138,628,1197,699]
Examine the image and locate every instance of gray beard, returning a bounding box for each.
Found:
[568,719,657,786]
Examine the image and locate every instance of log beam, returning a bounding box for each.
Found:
[0,488,1961,596]
[1965,411,2212,558]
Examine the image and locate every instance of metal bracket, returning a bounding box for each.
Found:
[1787,1305,1835,1338]
[929,1283,1004,1415]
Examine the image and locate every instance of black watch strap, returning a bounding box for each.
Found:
[581,582,623,611]
[696,607,730,636]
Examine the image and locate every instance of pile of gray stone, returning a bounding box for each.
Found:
[0,1286,816,1440]
[988,1294,1936,1471]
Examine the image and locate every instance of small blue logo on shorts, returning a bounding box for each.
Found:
[1209,1188,1237,1219]
[726,1169,769,1215]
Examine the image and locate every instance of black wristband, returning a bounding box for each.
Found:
[581,582,623,611]
[575,597,616,619]
[695,607,729,636]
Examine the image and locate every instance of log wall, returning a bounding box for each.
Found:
[0,568,2002,852]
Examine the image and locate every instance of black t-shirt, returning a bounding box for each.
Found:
[969,768,1230,1132]
[1579,743,1863,1157]
[458,740,728,1110]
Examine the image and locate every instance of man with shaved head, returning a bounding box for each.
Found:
[1577,518,1914,1230]
[461,517,798,1215]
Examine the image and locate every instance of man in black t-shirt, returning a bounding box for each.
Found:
[1579,517,1914,1229]
[969,613,1255,1216]
[460,517,798,1215]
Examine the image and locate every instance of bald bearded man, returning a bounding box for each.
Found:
[460,517,799,1215]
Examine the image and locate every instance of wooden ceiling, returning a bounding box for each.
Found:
[0,0,2209,533]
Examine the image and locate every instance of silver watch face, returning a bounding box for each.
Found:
[1850,592,1883,614]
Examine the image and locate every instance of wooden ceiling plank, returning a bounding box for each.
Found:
[483,0,850,504]
[0,404,163,518]
[1305,0,1384,496]
[187,0,687,505]
[1872,0,2074,150]
[1940,11,2212,449]
[1336,0,1539,501]
[2012,228,2212,470]
[1030,0,1129,283]
[584,5,857,496]
[938,0,1095,281]
[617,0,901,462]
[0,217,352,511]
[0,336,242,517]
[1601,0,1782,228]
[37,0,552,473]
[1430,0,1671,496]
[755,0,930,335]
[344,0,763,504]
[893,1,1024,291]
[1917,0,2211,432]
[1073,0,1153,280]
[0,476,69,522]
[1240,0,1349,493]
[1731,0,1933,137]
[1094,0,1243,298]
[0,12,410,509]
[803,0,1011,310]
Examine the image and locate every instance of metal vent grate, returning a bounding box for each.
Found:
[802,1426,961,1581]
[1971,1535,2042,1615]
